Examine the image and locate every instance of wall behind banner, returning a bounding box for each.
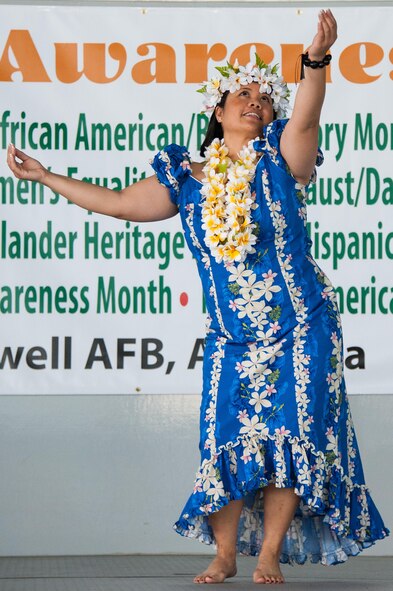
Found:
[0,4,392,556]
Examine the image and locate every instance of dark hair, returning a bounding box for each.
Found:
[199,90,278,158]
[199,91,229,158]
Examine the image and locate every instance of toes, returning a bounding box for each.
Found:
[254,571,284,584]
[193,573,218,584]
[254,574,269,584]
[270,576,284,584]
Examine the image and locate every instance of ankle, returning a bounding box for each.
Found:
[216,548,237,563]
[258,545,281,560]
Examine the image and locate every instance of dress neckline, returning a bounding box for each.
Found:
[189,174,203,186]
[189,153,264,187]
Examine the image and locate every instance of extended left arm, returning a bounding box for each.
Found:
[280,9,338,184]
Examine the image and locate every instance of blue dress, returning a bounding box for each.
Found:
[151,118,389,566]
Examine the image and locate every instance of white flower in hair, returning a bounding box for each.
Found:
[271,83,287,103]
[206,77,221,93]
[259,77,273,95]
[238,62,259,85]
[253,68,270,93]
[222,70,243,93]
[203,95,219,112]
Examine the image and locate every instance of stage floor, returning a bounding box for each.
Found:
[0,554,391,590]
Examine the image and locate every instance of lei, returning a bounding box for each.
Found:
[200,138,260,265]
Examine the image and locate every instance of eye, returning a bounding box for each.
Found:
[239,89,249,96]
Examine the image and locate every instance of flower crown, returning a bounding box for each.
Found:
[198,54,291,119]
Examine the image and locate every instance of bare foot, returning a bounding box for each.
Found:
[253,553,284,584]
[194,555,237,584]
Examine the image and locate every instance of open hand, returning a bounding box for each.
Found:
[7,144,48,182]
[308,9,338,61]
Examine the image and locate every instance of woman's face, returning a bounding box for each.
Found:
[215,82,274,137]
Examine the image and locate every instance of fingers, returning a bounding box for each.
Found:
[9,144,30,162]
[309,9,337,58]
[324,8,338,29]
[7,144,30,179]
[7,144,18,172]
[7,144,46,182]
[319,9,338,44]
[7,144,18,170]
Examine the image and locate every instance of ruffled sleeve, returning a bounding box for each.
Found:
[150,144,192,206]
[255,118,324,185]
[310,147,324,184]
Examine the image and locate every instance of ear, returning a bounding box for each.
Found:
[215,106,223,123]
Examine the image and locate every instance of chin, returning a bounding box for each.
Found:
[242,120,264,132]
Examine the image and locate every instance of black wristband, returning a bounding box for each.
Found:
[300,52,332,80]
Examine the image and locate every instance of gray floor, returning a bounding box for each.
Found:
[0,555,392,591]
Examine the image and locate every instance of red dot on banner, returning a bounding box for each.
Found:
[180,292,189,306]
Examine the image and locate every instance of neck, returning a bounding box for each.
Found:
[223,132,259,160]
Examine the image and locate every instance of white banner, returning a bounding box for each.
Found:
[0,5,392,394]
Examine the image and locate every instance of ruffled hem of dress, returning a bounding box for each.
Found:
[173,432,389,565]
[173,520,384,566]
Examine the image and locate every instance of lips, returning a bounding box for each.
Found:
[243,112,262,120]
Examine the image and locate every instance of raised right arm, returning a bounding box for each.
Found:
[7,144,178,222]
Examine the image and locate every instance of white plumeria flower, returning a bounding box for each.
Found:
[206,77,221,94]
[259,77,272,95]
[238,63,260,85]
[248,374,266,392]
[250,390,272,413]
[207,481,226,501]
[326,432,338,452]
[259,282,282,302]
[239,414,269,438]
[255,328,277,346]
[253,67,267,84]
[201,471,219,492]
[238,359,268,380]
[222,71,243,92]
[237,272,259,288]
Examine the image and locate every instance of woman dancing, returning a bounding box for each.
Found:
[7,9,389,585]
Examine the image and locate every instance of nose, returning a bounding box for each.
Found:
[248,97,261,109]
